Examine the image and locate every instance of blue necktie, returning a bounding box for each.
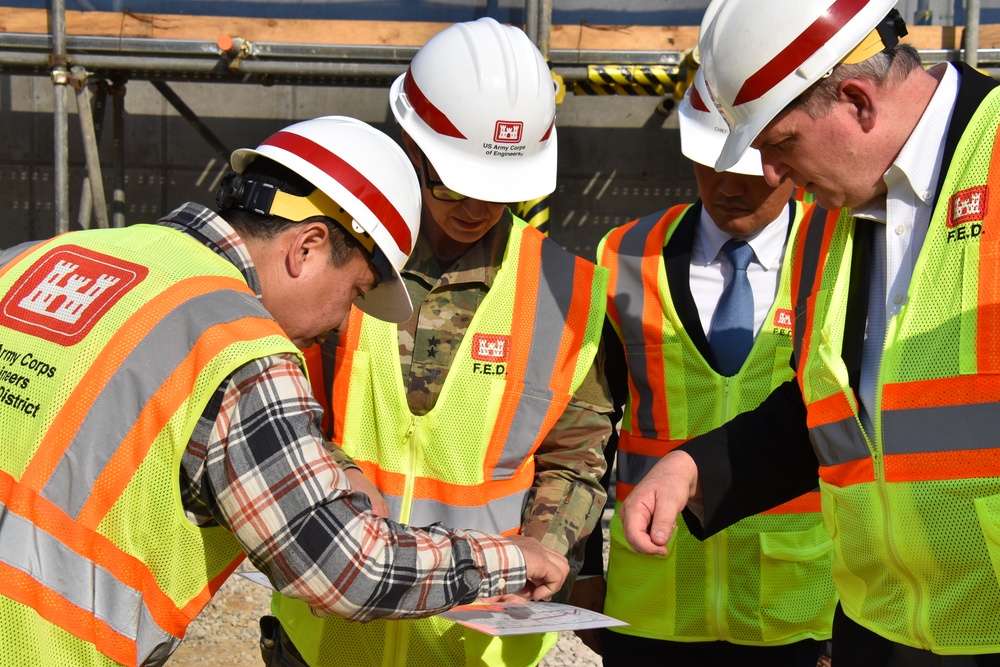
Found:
[709,239,755,376]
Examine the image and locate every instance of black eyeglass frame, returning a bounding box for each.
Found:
[418,151,469,202]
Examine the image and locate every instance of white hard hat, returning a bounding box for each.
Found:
[700,0,906,172]
[679,68,763,176]
[388,17,557,203]
[229,115,421,323]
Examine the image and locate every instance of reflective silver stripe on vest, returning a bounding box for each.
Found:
[492,238,577,479]
[383,489,528,534]
[616,449,659,488]
[0,501,180,666]
[40,288,269,517]
[810,415,869,467]
[611,211,667,438]
[882,402,1000,455]
[0,241,45,270]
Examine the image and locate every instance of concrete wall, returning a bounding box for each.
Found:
[0,74,697,259]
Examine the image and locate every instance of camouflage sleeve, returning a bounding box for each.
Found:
[520,347,613,569]
[325,440,361,471]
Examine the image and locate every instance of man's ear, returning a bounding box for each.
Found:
[286,221,330,278]
[839,79,878,132]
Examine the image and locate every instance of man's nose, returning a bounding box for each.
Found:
[760,159,789,189]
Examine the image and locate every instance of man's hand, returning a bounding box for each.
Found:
[567,576,606,655]
[344,468,391,518]
[506,535,570,601]
[620,450,700,555]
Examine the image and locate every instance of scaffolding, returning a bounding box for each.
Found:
[0,0,996,236]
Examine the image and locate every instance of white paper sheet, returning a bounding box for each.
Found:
[440,601,628,636]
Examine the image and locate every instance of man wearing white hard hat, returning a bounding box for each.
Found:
[0,115,571,667]
[268,18,613,667]
[580,67,834,666]
[622,1,1000,664]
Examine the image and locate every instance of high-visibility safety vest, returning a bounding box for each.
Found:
[0,225,302,667]
[273,217,608,667]
[791,88,1000,655]
[598,203,837,645]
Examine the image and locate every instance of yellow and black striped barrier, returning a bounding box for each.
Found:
[572,64,678,97]
[515,196,551,237]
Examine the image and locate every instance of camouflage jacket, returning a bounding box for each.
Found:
[398,210,612,570]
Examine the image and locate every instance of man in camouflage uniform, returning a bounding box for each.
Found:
[398,210,613,563]
[262,18,612,667]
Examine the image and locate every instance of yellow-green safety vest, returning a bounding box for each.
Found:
[274,217,608,667]
[0,225,301,666]
[792,86,1000,654]
[598,202,837,645]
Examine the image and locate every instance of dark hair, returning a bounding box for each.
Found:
[218,156,368,268]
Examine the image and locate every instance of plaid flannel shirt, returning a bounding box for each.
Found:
[163,203,526,620]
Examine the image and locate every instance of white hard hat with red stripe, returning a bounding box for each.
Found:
[229,115,420,323]
[700,0,906,172]
[388,17,557,203]
[679,68,763,176]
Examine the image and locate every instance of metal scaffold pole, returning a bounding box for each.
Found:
[966,0,981,68]
[72,65,110,229]
[538,0,552,60]
[111,78,127,228]
[51,0,69,234]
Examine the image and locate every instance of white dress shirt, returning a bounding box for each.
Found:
[853,63,959,436]
[690,204,791,341]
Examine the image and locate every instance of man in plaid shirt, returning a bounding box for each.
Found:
[0,116,567,667]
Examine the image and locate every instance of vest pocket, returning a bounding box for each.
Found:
[974,491,1000,589]
[758,522,836,641]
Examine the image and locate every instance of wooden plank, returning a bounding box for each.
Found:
[0,8,987,54]
[0,9,451,46]
[550,24,700,52]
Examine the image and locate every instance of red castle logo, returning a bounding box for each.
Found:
[471,334,510,362]
[494,121,523,144]
[774,309,793,330]
[0,246,147,346]
[948,186,987,228]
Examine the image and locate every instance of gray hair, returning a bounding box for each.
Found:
[794,44,923,117]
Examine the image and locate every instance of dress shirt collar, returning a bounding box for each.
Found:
[853,62,958,224]
[693,200,790,270]
[157,202,262,300]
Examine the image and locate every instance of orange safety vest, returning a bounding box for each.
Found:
[0,225,301,666]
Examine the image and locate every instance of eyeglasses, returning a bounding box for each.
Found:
[419,152,469,202]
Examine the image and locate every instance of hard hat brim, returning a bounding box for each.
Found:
[678,83,762,176]
[354,274,413,323]
[715,121,762,174]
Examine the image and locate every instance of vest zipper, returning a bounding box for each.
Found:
[710,375,736,639]
[874,315,929,649]
[399,418,419,525]
[383,418,419,667]
[708,529,729,640]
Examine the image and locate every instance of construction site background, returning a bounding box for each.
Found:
[2,1,1000,258]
